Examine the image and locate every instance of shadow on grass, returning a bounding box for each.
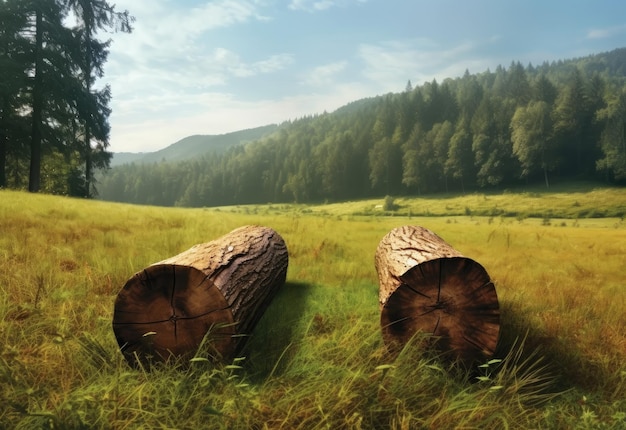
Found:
[495,299,615,396]
[238,281,315,382]
[241,284,619,398]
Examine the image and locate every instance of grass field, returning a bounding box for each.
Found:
[1,185,625,429]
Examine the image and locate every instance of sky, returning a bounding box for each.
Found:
[100,0,626,153]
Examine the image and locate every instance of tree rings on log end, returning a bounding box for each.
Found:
[381,257,500,367]
[112,264,236,368]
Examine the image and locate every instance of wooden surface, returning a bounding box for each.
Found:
[113,225,288,367]
[375,225,500,366]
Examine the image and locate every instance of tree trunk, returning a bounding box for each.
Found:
[28,8,43,193]
[84,123,91,197]
[112,225,288,368]
[375,225,500,366]
[0,116,6,188]
[83,16,92,198]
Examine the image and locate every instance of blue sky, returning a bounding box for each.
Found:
[102,0,626,153]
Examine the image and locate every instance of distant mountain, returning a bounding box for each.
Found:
[109,124,279,167]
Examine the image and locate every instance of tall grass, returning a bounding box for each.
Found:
[1,188,625,429]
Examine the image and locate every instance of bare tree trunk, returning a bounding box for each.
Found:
[375,225,500,366]
[83,16,92,198]
[0,116,6,188]
[84,123,91,197]
[28,8,43,193]
[113,225,288,368]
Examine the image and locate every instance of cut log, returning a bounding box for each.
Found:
[112,225,288,368]
[375,225,500,366]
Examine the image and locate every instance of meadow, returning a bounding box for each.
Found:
[1,184,625,429]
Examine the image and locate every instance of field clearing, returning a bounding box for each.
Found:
[300,182,626,219]
[1,188,625,429]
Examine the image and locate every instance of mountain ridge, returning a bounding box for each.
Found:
[110,124,279,167]
[98,47,626,207]
[110,48,626,169]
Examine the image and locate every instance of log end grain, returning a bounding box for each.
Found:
[381,257,500,366]
[112,264,236,368]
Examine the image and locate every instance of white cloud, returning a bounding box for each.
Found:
[104,0,268,73]
[104,0,375,152]
[289,0,335,12]
[246,53,295,75]
[101,0,294,150]
[210,48,278,78]
[587,24,626,39]
[104,0,288,82]
[288,0,366,12]
[106,46,295,128]
[303,61,348,86]
[358,39,481,91]
[186,0,265,29]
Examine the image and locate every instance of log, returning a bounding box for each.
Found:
[375,225,500,366]
[112,225,288,368]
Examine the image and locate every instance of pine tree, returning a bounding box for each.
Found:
[21,0,86,192]
[511,101,554,187]
[445,118,474,192]
[63,0,133,197]
[553,68,591,176]
[0,0,30,188]
[596,87,626,181]
[28,1,59,192]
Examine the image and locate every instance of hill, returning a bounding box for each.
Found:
[98,47,626,207]
[109,124,279,167]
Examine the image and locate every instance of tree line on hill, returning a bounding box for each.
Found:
[0,0,132,197]
[98,49,626,207]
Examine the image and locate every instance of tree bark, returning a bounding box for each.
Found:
[28,8,43,193]
[112,225,288,368]
[375,225,500,366]
[0,117,6,188]
[83,14,92,198]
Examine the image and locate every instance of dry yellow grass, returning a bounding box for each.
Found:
[1,188,625,428]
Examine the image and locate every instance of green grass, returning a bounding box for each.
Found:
[301,181,626,220]
[1,187,626,429]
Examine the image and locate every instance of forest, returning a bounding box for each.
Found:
[1,0,625,206]
[97,48,626,207]
[0,0,132,197]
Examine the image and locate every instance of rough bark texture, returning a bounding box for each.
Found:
[375,225,500,366]
[112,225,288,368]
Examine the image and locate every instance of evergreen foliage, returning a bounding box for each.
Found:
[2,4,625,202]
[0,0,132,195]
[98,48,626,207]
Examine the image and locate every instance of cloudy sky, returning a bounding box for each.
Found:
[100,0,626,153]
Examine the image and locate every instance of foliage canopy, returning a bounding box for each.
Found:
[0,0,132,195]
